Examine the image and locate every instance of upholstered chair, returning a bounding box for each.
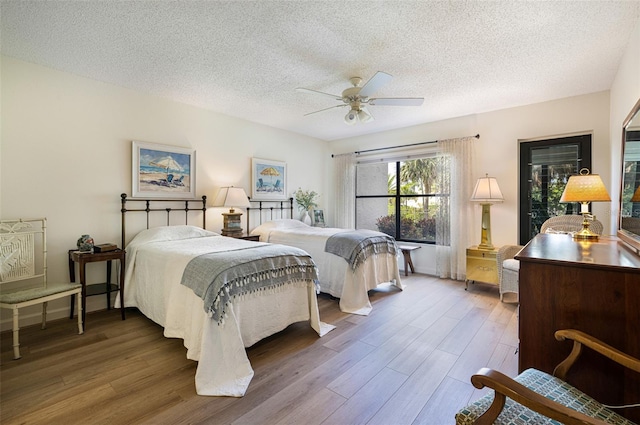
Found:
[455,329,639,425]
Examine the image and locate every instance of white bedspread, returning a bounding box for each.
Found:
[251,220,403,315]
[117,225,334,397]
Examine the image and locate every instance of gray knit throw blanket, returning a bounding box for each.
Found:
[325,230,398,271]
[181,244,318,324]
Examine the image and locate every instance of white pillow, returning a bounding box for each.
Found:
[128,225,219,247]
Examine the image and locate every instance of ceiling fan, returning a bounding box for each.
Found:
[295,71,424,125]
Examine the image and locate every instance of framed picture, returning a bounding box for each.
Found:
[313,209,325,227]
[132,141,196,198]
[251,158,287,201]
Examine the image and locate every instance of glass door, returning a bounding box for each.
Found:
[518,135,591,245]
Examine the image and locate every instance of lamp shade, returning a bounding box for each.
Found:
[559,169,611,203]
[357,108,373,123]
[631,185,640,202]
[212,186,251,209]
[470,174,504,203]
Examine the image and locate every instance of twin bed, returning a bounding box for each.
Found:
[118,195,332,397]
[251,219,403,315]
[119,194,402,397]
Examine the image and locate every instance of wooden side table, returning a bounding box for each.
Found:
[397,244,421,276]
[68,249,126,327]
[465,246,499,289]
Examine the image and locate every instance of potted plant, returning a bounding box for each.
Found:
[293,188,318,224]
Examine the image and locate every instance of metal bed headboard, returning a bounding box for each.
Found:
[246,197,294,231]
[120,193,207,249]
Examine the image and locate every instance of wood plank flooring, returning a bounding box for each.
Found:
[0,274,519,425]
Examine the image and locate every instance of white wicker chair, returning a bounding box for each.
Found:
[540,214,603,235]
[496,215,603,303]
[497,245,523,301]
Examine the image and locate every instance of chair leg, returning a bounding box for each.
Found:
[41,301,47,329]
[12,308,21,360]
[77,292,84,335]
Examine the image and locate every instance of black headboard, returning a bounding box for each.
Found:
[120,193,207,249]
[247,198,294,231]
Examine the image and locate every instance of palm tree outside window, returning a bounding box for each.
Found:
[356,156,442,243]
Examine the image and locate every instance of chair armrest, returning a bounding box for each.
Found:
[496,245,523,264]
[470,368,610,425]
[496,245,523,283]
[554,329,640,379]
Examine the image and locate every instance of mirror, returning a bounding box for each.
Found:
[618,98,640,254]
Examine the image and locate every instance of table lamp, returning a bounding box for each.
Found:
[559,168,611,241]
[470,174,504,250]
[212,186,251,237]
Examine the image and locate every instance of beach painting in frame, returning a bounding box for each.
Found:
[132,141,196,198]
[252,158,287,201]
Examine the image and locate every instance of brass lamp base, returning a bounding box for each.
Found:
[572,214,599,241]
[477,203,495,250]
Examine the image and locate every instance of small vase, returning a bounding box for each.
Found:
[77,234,94,252]
[301,211,312,225]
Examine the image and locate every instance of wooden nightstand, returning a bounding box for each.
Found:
[234,233,260,242]
[69,249,126,327]
[465,245,499,289]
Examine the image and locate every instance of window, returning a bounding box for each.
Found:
[356,156,443,243]
[518,134,592,245]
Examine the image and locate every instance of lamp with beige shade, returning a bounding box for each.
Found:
[212,186,251,237]
[559,168,611,241]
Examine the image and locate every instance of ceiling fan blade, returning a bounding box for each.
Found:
[358,71,393,98]
[304,104,346,116]
[295,87,342,100]
[369,97,424,106]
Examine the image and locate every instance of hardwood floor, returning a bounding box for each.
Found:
[0,274,518,425]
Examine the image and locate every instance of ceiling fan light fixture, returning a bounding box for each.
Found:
[357,108,373,123]
[298,71,424,124]
[344,109,358,125]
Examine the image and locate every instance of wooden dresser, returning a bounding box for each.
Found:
[516,234,640,422]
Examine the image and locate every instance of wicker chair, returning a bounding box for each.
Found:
[496,215,604,303]
[540,214,603,235]
[455,329,639,425]
[496,245,523,302]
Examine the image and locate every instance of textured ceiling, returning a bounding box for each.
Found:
[2,1,639,141]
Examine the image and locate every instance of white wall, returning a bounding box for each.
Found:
[610,16,640,232]
[329,91,612,276]
[0,57,330,330]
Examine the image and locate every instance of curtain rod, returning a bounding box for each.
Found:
[331,133,480,157]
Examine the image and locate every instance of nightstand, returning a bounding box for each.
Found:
[397,244,421,276]
[234,233,260,242]
[69,249,126,327]
[465,245,499,289]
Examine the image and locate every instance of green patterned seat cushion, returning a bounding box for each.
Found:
[455,368,635,425]
[0,283,81,304]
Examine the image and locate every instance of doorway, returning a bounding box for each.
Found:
[518,134,592,245]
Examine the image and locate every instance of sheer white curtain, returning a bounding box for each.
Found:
[436,137,476,280]
[332,153,356,229]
